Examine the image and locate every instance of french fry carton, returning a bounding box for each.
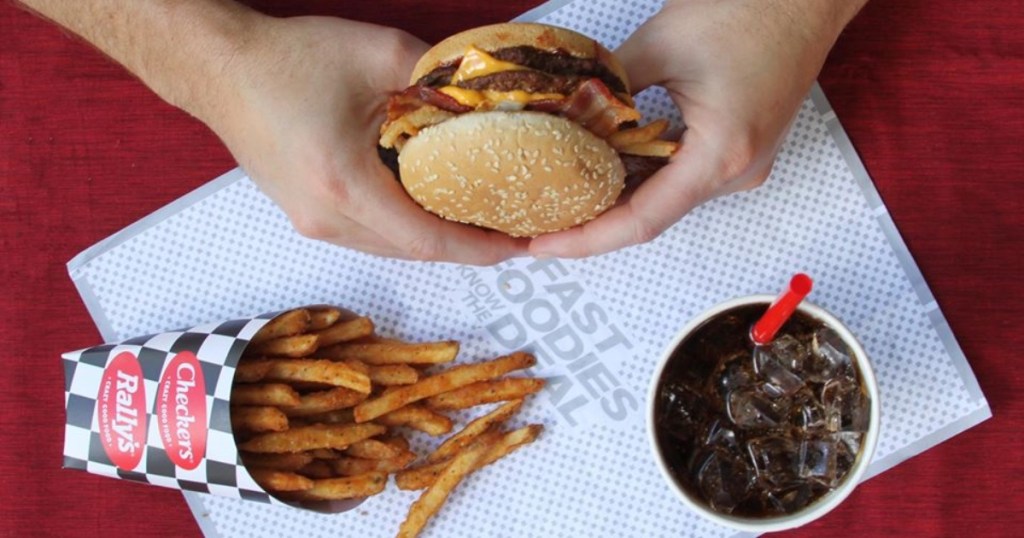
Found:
[60,308,359,511]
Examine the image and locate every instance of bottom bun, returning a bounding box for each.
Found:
[398,111,626,237]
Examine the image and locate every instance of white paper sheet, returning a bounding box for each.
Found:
[66,0,990,536]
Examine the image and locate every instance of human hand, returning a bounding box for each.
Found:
[529,0,866,258]
[207,16,528,264]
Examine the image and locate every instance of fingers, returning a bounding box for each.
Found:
[343,158,530,265]
[528,142,719,259]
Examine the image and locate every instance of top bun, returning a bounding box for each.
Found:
[409,22,630,94]
[398,111,626,237]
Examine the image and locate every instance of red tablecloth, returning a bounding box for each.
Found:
[2,1,1021,536]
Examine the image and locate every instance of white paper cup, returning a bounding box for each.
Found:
[646,295,880,533]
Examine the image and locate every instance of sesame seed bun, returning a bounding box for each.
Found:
[410,22,631,94]
[398,111,626,237]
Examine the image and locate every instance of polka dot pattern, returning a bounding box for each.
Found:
[69,1,987,536]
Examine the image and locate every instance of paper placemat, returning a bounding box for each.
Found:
[65,0,990,536]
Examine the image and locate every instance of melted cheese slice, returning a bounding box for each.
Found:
[451,46,527,84]
[438,86,564,109]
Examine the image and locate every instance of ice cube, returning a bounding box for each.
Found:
[695,451,754,514]
[798,438,839,485]
[821,376,870,433]
[768,334,809,371]
[746,436,799,486]
[754,347,806,396]
[764,482,815,515]
[727,385,789,428]
[807,327,854,382]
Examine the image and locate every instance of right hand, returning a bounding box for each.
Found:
[205,15,528,264]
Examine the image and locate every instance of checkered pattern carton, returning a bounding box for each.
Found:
[61,309,336,508]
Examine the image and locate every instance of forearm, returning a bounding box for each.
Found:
[19,0,262,123]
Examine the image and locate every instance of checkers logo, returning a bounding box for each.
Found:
[98,351,146,471]
[156,351,207,470]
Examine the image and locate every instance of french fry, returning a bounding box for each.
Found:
[331,451,416,476]
[233,360,274,383]
[607,119,669,150]
[322,340,459,366]
[301,472,388,500]
[340,358,371,376]
[247,468,315,492]
[396,425,542,491]
[395,433,497,538]
[306,448,343,460]
[258,359,371,394]
[239,423,386,453]
[426,400,523,463]
[619,139,680,158]
[368,364,419,386]
[248,308,310,346]
[282,387,368,417]
[315,317,375,347]
[231,406,289,433]
[381,435,411,452]
[247,333,320,358]
[395,429,504,491]
[231,383,301,407]
[307,307,343,331]
[344,439,402,460]
[424,378,544,411]
[239,452,314,472]
[375,405,453,436]
[290,408,354,426]
[296,460,337,479]
[353,352,535,422]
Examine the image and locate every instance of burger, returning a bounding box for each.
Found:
[379,22,679,237]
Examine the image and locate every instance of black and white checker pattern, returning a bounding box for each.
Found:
[62,314,278,503]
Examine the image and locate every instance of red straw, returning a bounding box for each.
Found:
[750,273,814,345]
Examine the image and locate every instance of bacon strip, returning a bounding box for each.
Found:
[543,79,641,138]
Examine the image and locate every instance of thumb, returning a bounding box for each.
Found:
[614,24,670,94]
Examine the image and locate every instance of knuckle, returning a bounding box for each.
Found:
[631,216,664,245]
[289,213,334,241]
[404,234,446,262]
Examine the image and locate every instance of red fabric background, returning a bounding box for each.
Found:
[2,1,1021,536]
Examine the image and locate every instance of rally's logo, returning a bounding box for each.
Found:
[156,351,207,469]
[97,351,147,470]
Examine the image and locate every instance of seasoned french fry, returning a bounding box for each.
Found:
[296,460,337,479]
[315,317,375,347]
[395,429,503,491]
[344,439,402,460]
[426,400,523,463]
[307,307,343,331]
[258,359,371,394]
[239,423,386,453]
[322,340,459,366]
[619,139,680,158]
[375,405,453,436]
[396,425,542,491]
[396,433,497,538]
[302,472,388,500]
[249,309,310,346]
[368,364,419,386]
[425,378,544,411]
[306,448,343,460]
[239,452,314,472]
[282,387,368,418]
[353,352,535,422]
[340,358,371,376]
[381,435,410,452]
[247,333,320,358]
[247,468,315,492]
[331,451,416,476]
[290,408,354,426]
[233,360,275,383]
[607,118,669,150]
[231,406,289,433]
[231,383,302,407]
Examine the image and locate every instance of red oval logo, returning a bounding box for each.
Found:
[156,351,207,470]
[97,351,147,471]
